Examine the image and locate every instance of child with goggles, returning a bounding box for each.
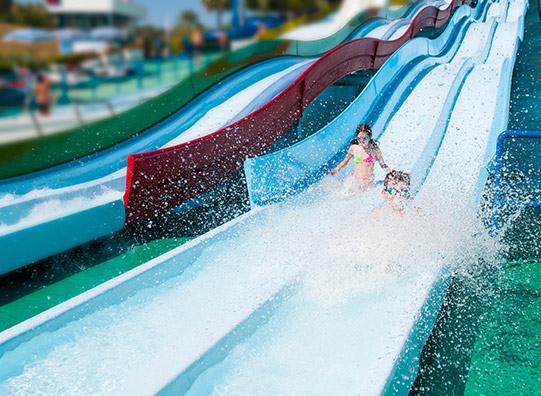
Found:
[372,171,415,218]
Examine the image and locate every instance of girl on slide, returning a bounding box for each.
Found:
[328,123,391,193]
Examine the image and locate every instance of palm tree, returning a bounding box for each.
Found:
[176,10,200,35]
[0,0,12,20]
[201,0,231,29]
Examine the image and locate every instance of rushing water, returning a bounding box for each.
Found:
[0,176,504,395]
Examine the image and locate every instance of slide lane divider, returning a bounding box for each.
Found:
[0,3,384,180]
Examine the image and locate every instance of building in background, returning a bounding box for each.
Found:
[45,0,146,33]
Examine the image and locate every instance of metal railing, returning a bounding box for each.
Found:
[492,130,541,233]
[0,96,115,138]
[0,92,43,136]
[71,99,115,126]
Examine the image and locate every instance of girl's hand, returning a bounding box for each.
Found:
[326,168,337,175]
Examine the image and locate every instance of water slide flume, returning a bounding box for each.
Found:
[0,0,525,393]
[0,2,458,180]
[139,2,526,393]
[123,0,468,226]
[0,4,385,179]
[0,2,455,275]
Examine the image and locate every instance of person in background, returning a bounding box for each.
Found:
[218,30,229,52]
[255,22,268,39]
[33,74,52,116]
[190,28,204,63]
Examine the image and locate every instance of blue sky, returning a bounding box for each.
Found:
[16,0,231,29]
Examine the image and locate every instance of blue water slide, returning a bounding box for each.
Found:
[0,0,526,393]
[0,58,312,196]
[472,0,529,206]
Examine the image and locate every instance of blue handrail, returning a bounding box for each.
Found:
[492,130,541,233]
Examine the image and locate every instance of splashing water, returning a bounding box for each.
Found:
[184,179,504,395]
[0,172,505,395]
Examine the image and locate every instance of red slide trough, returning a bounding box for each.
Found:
[123,0,469,226]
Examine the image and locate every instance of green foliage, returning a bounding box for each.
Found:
[169,35,184,54]
[179,9,199,26]
[49,53,93,65]
[176,9,201,35]
[136,25,165,40]
[0,56,48,72]
[8,4,53,28]
[201,0,231,11]
[245,0,334,20]
[0,0,12,21]
[246,0,318,12]
[201,0,231,29]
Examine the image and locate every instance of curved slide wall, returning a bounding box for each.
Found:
[123,0,469,226]
[0,2,456,181]
[0,2,439,197]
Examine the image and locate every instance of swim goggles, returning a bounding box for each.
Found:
[357,136,371,142]
[384,187,410,198]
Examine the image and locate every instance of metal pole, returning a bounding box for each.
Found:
[23,94,43,136]
[73,102,84,125]
[232,0,245,30]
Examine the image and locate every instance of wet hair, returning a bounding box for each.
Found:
[355,123,378,148]
[384,170,411,188]
[37,74,45,83]
[350,138,359,145]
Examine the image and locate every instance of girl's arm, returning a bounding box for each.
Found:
[329,147,353,174]
[374,147,391,173]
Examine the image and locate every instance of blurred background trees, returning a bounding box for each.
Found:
[0,1,53,28]
[201,0,231,30]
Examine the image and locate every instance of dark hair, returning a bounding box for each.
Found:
[350,138,359,145]
[384,170,411,188]
[355,123,378,148]
[37,74,45,83]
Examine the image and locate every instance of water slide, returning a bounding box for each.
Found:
[0,0,526,393]
[0,1,461,274]
[0,1,419,180]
